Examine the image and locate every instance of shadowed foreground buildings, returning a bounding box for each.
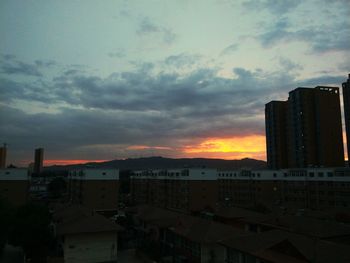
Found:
[266,86,344,169]
[128,205,350,263]
[52,205,123,263]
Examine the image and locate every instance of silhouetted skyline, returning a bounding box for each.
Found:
[0,1,349,165]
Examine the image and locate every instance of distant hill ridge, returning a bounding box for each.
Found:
[46,156,266,170]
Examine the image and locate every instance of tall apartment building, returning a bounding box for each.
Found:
[265,101,288,169]
[342,74,350,163]
[131,168,218,213]
[0,144,7,168]
[68,169,119,211]
[34,148,44,174]
[0,169,30,206]
[266,86,344,169]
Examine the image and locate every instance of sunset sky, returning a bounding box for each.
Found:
[1,0,349,166]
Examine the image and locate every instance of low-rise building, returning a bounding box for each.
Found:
[53,205,122,263]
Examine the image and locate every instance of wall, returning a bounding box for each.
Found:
[63,232,118,263]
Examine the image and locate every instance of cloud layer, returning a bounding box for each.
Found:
[1,54,347,165]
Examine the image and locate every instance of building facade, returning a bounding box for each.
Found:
[218,167,350,211]
[131,169,218,213]
[266,86,344,169]
[68,169,119,211]
[131,167,350,212]
[265,101,288,169]
[0,168,30,206]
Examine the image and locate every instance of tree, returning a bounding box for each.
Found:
[48,177,67,199]
[8,203,53,260]
[0,198,15,255]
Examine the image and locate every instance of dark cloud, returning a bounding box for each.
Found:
[0,56,57,77]
[278,57,303,72]
[220,43,239,55]
[164,53,202,67]
[242,0,302,15]
[0,60,43,77]
[297,75,346,87]
[137,17,176,44]
[258,18,350,53]
[34,60,56,68]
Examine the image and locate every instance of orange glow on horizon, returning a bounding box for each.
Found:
[44,159,108,166]
[183,135,266,160]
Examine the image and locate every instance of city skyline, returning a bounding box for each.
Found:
[1,0,349,166]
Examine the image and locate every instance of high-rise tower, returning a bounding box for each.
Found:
[0,144,7,168]
[265,101,288,169]
[342,74,350,164]
[34,148,44,175]
[266,86,344,168]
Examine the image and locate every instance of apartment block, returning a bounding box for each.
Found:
[218,168,350,211]
[68,169,119,211]
[0,168,30,206]
[131,168,218,213]
[266,86,344,169]
[218,170,282,210]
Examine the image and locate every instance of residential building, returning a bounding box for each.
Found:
[34,148,44,175]
[218,169,282,210]
[53,205,122,263]
[265,101,288,169]
[342,74,350,163]
[266,86,344,169]
[68,169,119,212]
[0,168,30,206]
[218,167,350,211]
[131,168,218,213]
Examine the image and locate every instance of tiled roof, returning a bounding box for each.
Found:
[170,216,246,243]
[221,229,350,263]
[251,215,350,238]
[57,213,122,235]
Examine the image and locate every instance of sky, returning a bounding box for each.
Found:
[1,0,349,166]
